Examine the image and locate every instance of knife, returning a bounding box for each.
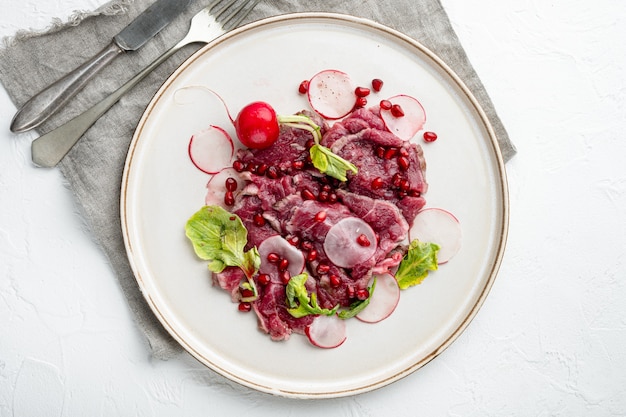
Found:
[10,0,191,133]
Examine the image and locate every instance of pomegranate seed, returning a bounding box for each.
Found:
[241,288,255,298]
[306,249,318,262]
[305,139,316,149]
[266,166,280,179]
[314,211,327,222]
[253,213,265,227]
[355,86,371,97]
[278,258,290,271]
[281,270,291,284]
[392,173,403,187]
[225,177,237,192]
[347,286,356,299]
[327,193,338,204]
[257,274,271,285]
[355,97,367,108]
[372,78,384,92]
[301,240,313,251]
[329,275,341,287]
[301,188,316,201]
[318,190,329,202]
[224,191,235,206]
[317,263,330,275]
[384,147,398,160]
[356,288,370,300]
[391,104,405,117]
[371,177,384,189]
[256,163,268,176]
[423,131,438,142]
[408,190,421,197]
[380,99,392,110]
[400,179,410,191]
[292,160,305,170]
[229,216,236,221]
[398,156,410,170]
[375,146,385,158]
[322,184,332,192]
[356,234,371,247]
[267,253,280,263]
[238,302,251,312]
[298,80,309,94]
[246,162,258,174]
[232,160,245,172]
[287,235,300,246]
[399,147,409,157]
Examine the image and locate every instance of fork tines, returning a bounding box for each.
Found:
[211,0,262,31]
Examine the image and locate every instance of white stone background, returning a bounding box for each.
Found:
[1,0,625,415]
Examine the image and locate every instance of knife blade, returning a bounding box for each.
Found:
[114,0,191,51]
[10,0,191,133]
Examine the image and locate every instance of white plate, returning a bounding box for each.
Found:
[121,13,508,398]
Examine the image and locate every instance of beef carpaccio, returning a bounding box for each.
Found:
[213,107,428,341]
[184,70,460,348]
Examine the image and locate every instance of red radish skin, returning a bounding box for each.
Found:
[188,125,234,174]
[257,235,306,277]
[234,102,280,149]
[356,273,400,323]
[204,168,244,208]
[307,69,356,119]
[409,208,462,264]
[380,94,426,141]
[323,218,377,268]
[305,314,347,348]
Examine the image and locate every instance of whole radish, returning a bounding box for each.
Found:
[234,101,280,149]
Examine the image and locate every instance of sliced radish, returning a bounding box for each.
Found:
[305,314,347,348]
[323,218,377,268]
[204,167,243,208]
[257,235,306,276]
[356,273,400,323]
[409,208,462,264]
[380,94,426,141]
[188,125,234,174]
[307,69,356,119]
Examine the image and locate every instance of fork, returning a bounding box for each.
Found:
[31,0,261,168]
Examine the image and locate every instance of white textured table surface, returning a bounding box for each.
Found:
[1,0,625,415]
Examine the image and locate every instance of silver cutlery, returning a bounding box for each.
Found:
[31,0,260,168]
[11,0,192,133]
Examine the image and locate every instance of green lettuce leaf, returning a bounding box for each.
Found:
[286,273,339,318]
[185,205,260,279]
[395,240,440,289]
[310,144,358,182]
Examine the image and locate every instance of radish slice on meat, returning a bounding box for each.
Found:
[205,167,243,208]
[307,69,356,119]
[188,125,234,174]
[323,218,377,268]
[409,208,462,264]
[380,94,426,141]
[305,314,347,348]
[356,273,400,323]
[258,235,306,276]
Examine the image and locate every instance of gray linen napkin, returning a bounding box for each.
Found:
[0,0,515,360]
